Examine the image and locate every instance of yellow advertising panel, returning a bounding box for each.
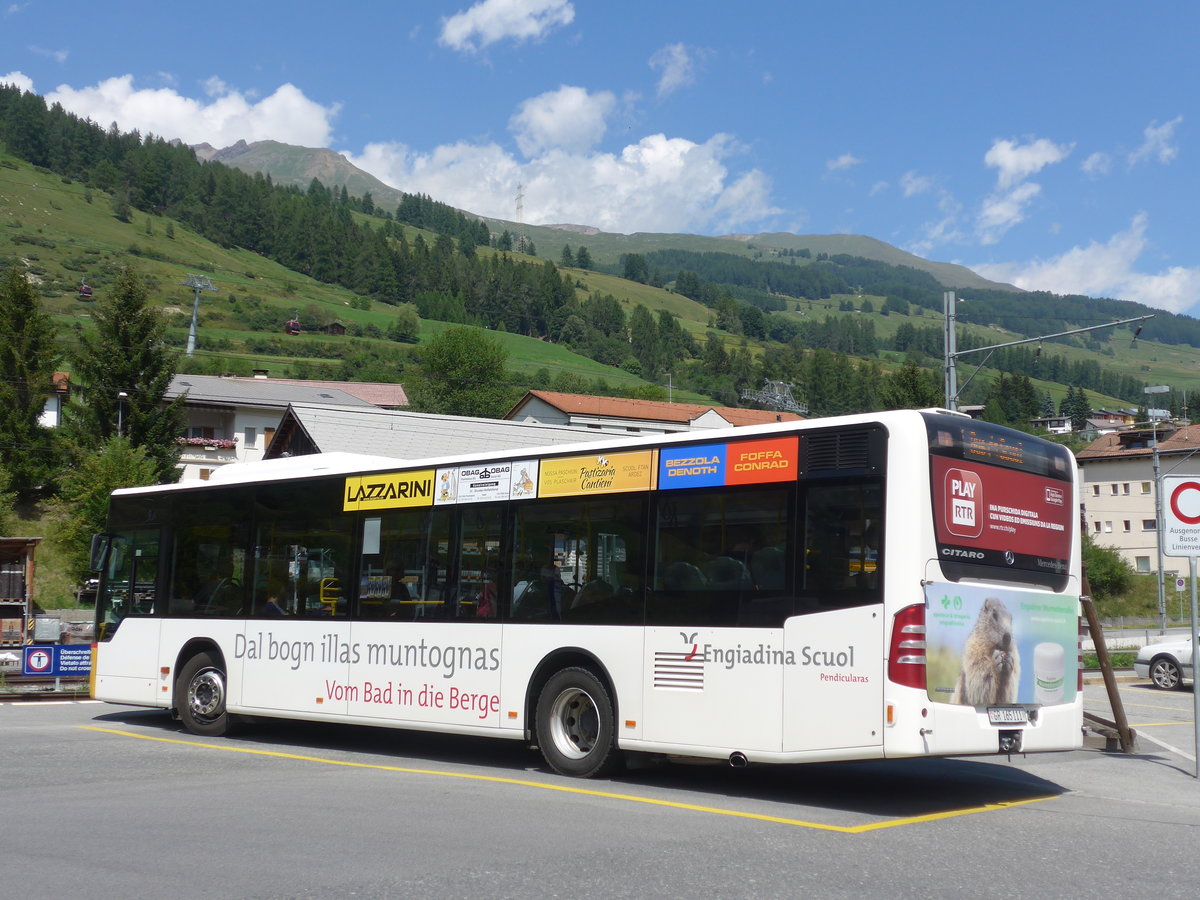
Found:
[343,470,435,511]
[538,450,656,498]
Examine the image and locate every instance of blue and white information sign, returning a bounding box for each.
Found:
[22,644,91,677]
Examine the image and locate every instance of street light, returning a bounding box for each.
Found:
[1146,384,1170,632]
[117,391,128,437]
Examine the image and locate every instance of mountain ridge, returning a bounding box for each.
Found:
[195,139,1019,294]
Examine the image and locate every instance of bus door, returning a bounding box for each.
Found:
[238,482,353,716]
[782,480,885,753]
[642,486,794,752]
[95,529,163,705]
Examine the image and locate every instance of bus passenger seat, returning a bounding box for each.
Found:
[704,556,753,590]
[751,547,785,590]
[662,561,705,591]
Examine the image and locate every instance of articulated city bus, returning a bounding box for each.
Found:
[91,410,1082,777]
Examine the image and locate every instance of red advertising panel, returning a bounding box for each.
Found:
[930,456,1072,584]
[724,437,799,486]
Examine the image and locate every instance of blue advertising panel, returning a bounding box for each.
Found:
[23,644,92,677]
[658,442,727,489]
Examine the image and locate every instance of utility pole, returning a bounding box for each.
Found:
[1146,384,1170,632]
[181,274,217,357]
[942,292,1152,411]
[943,291,959,410]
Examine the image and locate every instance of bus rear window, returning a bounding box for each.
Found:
[925,414,1073,590]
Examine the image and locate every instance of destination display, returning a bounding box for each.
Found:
[927,417,1073,480]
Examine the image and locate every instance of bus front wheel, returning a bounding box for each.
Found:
[535,667,621,778]
[177,651,230,737]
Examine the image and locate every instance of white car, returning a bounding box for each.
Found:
[1134,637,1195,690]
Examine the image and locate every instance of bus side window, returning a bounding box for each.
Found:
[510,496,644,625]
[252,482,352,619]
[99,530,161,623]
[454,504,505,620]
[649,487,793,628]
[799,481,883,611]
[170,495,248,617]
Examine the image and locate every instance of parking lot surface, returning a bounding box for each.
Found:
[4,683,1198,899]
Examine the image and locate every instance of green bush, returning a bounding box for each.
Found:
[1083,534,1133,600]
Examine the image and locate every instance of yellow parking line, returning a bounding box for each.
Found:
[1132,721,1193,727]
[79,725,1054,833]
[1094,699,1197,712]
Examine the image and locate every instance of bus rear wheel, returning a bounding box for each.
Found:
[177,651,230,736]
[535,667,621,778]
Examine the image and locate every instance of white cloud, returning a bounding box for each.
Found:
[29,45,68,63]
[899,170,933,197]
[345,132,778,235]
[984,137,1073,190]
[1,70,34,92]
[650,43,695,98]
[1129,115,1183,166]
[439,0,574,53]
[44,76,339,147]
[869,180,887,196]
[509,85,615,157]
[975,137,1071,244]
[907,190,964,258]
[1081,151,1112,177]
[825,153,862,173]
[977,182,1041,245]
[973,213,1200,313]
[203,76,231,98]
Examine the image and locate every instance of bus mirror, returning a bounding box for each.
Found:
[89,533,113,572]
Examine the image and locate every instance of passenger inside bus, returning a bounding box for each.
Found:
[474,564,499,619]
[261,578,287,617]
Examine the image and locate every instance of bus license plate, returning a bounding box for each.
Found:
[987,706,1028,725]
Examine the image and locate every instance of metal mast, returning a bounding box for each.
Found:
[181,274,217,357]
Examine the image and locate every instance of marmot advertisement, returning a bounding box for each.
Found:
[924,582,1078,706]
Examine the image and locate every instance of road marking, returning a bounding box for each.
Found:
[1,699,102,707]
[1090,699,1196,713]
[1134,729,1197,763]
[79,725,1055,833]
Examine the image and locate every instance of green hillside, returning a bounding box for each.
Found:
[7,80,1200,429]
[205,140,1015,292]
[0,151,688,396]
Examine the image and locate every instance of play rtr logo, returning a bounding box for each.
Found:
[945,468,984,538]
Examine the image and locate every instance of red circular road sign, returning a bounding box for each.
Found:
[1169,480,1200,525]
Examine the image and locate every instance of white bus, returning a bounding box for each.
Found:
[90,410,1083,777]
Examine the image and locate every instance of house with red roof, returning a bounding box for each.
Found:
[504,390,803,435]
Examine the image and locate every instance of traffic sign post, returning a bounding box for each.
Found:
[21,644,91,690]
[1161,475,1200,778]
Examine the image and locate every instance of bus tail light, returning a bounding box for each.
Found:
[888,603,926,689]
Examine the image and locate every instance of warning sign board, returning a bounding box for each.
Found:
[22,644,91,677]
[1162,475,1200,557]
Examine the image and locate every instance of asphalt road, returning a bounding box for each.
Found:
[4,684,1198,900]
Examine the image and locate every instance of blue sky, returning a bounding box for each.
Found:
[3,1,1197,314]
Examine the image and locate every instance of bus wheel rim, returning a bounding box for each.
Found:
[549,687,599,760]
[189,669,225,721]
